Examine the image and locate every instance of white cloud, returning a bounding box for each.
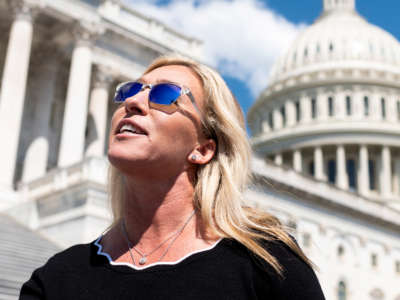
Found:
[122,0,305,96]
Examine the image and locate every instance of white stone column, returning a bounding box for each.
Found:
[336,145,348,189]
[293,150,303,172]
[272,107,283,130]
[371,94,381,121]
[393,159,400,196]
[22,47,59,182]
[0,1,35,189]
[379,146,392,197]
[336,92,346,120]
[358,145,369,196]
[300,95,311,123]
[85,67,113,157]
[317,94,328,121]
[285,100,296,127]
[387,95,397,123]
[314,146,325,180]
[353,90,364,120]
[274,153,283,165]
[58,24,98,167]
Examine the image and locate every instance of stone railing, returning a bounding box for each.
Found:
[18,156,109,201]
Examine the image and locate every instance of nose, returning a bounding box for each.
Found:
[124,88,149,115]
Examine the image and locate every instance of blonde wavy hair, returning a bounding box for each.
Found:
[109,53,313,275]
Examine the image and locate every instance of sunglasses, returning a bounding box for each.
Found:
[113,81,202,116]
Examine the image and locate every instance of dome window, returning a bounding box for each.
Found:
[280,106,286,126]
[329,42,334,53]
[368,159,376,190]
[316,44,321,54]
[371,253,378,267]
[381,98,386,119]
[337,245,345,257]
[347,159,357,189]
[364,96,370,116]
[309,161,315,176]
[328,96,334,116]
[346,96,352,116]
[268,111,274,129]
[396,260,400,274]
[338,281,347,300]
[328,159,336,184]
[311,98,317,119]
[295,100,301,122]
[302,232,311,248]
[304,47,308,58]
[397,101,400,121]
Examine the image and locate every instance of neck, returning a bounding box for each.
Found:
[121,171,201,248]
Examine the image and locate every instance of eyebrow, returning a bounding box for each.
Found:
[137,78,182,86]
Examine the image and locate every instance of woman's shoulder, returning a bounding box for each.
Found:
[224,237,326,299]
[37,239,95,274]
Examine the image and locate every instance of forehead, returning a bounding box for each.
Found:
[141,65,203,94]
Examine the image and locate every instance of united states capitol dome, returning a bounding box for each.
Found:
[248,0,400,205]
[268,0,400,88]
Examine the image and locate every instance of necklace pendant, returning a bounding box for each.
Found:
[139,257,147,265]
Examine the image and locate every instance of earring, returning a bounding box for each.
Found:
[191,154,198,161]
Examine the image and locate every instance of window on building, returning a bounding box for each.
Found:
[280,106,286,126]
[268,111,274,129]
[303,232,311,248]
[346,96,352,116]
[309,161,315,176]
[397,101,400,121]
[311,98,317,119]
[293,52,297,63]
[368,159,376,190]
[337,245,345,258]
[346,159,357,189]
[328,96,334,116]
[316,44,321,54]
[304,47,308,58]
[381,98,386,119]
[338,281,347,300]
[329,42,334,53]
[295,100,301,122]
[396,260,400,274]
[328,159,336,184]
[287,220,297,233]
[371,253,378,267]
[364,96,370,116]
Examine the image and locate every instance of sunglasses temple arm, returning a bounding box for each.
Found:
[187,91,202,116]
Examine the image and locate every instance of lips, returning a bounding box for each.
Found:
[116,119,147,136]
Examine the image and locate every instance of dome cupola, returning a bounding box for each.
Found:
[323,0,355,14]
[248,0,400,205]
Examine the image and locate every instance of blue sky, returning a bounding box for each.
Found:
[124,0,400,122]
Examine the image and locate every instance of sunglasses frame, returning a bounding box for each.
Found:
[114,81,202,117]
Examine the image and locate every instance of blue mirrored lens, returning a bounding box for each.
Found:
[116,82,142,102]
[149,83,181,105]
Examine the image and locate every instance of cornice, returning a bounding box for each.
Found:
[250,157,400,234]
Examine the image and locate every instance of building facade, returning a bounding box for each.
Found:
[248,0,400,299]
[0,0,202,247]
[1,0,400,299]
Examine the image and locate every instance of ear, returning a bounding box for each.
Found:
[188,139,217,165]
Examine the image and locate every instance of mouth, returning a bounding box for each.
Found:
[115,119,147,137]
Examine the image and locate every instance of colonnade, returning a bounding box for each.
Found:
[0,2,117,189]
[273,145,400,198]
[261,91,400,133]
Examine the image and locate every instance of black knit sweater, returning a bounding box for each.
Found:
[20,237,325,300]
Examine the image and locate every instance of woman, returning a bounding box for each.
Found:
[20,54,325,299]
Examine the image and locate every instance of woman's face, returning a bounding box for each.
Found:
[108,65,207,177]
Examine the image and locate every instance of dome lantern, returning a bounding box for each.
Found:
[323,0,355,13]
